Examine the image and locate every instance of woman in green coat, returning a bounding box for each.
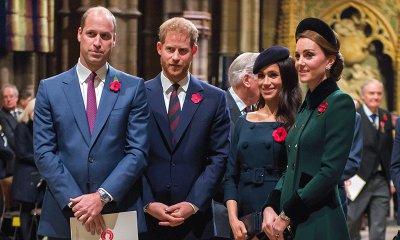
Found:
[262,18,355,240]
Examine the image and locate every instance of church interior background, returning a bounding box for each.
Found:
[0,0,399,112]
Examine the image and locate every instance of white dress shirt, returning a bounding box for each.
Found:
[76,59,107,109]
[160,72,190,113]
[228,87,248,114]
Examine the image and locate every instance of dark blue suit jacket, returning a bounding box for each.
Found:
[391,118,400,224]
[34,66,149,238]
[342,112,363,181]
[142,74,230,239]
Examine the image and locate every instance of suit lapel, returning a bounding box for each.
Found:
[147,75,173,151]
[226,90,241,123]
[173,76,203,148]
[62,67,91,146]
[90,66,119,147]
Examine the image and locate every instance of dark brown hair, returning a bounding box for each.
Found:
[297,30,344,81]
[256,57,302,128]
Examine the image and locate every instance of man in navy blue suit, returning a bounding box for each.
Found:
[142,17,230,240]
[391,116,400,239]
[34,6,149,239]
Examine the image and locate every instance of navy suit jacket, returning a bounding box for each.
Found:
[142,74,230,239]
[342,112,363,181]
[33,65,149,238]
[225,89,241,135]
[391,118,400,223]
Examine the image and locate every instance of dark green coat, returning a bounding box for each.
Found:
[266,78,355,240]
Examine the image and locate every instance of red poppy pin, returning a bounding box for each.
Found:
[110,75,121,93]
[382,114,388,121]
[318,101,328,114]
[101,229,114,240]
[272,127,287,143]
[191,93,202,104]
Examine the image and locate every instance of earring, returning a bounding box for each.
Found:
[325,66,331,71]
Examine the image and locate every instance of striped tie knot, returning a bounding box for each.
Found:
[168,83,181,144]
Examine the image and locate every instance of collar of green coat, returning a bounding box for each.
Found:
[300,77,339,111]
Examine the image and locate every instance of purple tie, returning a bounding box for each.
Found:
[86,72,97,135]
[168,84,181,144]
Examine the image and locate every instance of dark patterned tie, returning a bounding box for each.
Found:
[11,110,18,120]
[86,72,97,135]
[370,113,378,129]
[243,105,252,114]
[168,84,181,144]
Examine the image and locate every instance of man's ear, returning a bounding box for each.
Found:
[243,74,251,87]
[112,33,116,47]
[156,42,162,55]
[77,27,82,42]
[192,44,198,56]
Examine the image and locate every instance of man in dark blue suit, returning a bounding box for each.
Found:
[142,17,230,240]
[225,52,260,134]
[391,117,400,238]
[340,112,362,216]
[33,7,149,239]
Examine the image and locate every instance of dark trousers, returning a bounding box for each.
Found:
[347,174,389,240]
[338,184,348,217]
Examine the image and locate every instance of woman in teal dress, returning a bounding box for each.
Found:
[224,46,302,240]
[262,18,355,240]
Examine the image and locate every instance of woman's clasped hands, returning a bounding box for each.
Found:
[262,207,288,240]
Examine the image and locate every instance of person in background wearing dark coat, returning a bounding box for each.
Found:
[0,84,20,151]
[391,116,400,239]
[340,111,362,216]
[224,46,301,240]
[226,52,260,133]
[347,79,393,240]
[12,98,43,240]
[263,18,355,240]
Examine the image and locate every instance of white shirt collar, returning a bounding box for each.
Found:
[229,87,247,112]
[362,104,376,117]
[76,58,108,84]
[362,104,379,121]
[160,72,190,93]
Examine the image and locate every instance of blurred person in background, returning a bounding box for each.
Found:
[12,98,44,240]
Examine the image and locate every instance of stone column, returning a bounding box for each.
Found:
[239,0,259,52]
[140,0,163,80]
[108,0,141,75]
[182,11,211,81]
[57,0,72,72]
[220,0,239,55]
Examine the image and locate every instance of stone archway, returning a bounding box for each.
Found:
[320,1,397,110]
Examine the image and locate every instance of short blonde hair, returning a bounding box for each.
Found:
[18,98,35,123]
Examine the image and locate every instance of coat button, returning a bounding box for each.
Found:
[288,145,291,152]
[88,156,94,163]
[171,162,176,167]
[166,184,171,189]
[292,163,295,170]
